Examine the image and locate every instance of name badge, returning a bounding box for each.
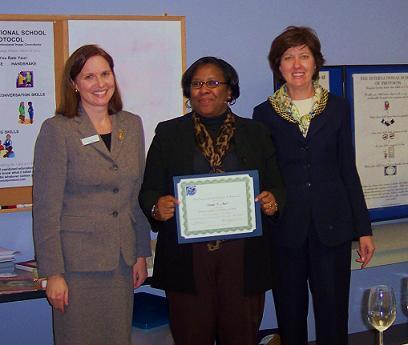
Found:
[81,134,100,146]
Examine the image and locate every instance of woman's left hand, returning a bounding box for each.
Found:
[356,235,375,269]
[256,191,278,216]
[132,257,148,288]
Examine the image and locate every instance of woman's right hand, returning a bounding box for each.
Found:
[152,195,179,221]
[46,274,69,313]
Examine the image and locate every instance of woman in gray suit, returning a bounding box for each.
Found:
[33,45,151,345]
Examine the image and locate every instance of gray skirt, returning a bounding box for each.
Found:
[53,256,133,345]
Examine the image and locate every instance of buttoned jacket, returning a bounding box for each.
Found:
[253,94,372,248]
[33,109,151,277]
[139,113,285,294]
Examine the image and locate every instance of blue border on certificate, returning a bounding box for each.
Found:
[345,64,408,222]
[173,170,262,244]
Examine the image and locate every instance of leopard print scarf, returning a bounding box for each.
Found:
[192,110,235,173]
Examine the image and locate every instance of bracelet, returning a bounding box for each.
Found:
[151,204,158,218]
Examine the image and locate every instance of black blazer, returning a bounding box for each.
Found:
[139,113,285,295]
[253,94,372,248]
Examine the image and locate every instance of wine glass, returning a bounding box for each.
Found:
[367,285,397,345]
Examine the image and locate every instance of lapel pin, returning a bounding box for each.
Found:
[118,129,125,141]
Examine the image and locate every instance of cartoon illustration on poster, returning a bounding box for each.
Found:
[0,22,55,187]
[353,73,408,209]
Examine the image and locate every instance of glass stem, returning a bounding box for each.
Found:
[379,330,383,345]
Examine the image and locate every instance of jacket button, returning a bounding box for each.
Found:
[112,211,118,217]
[113,188,119,193]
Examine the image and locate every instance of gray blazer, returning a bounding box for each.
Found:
[33,109,151,278]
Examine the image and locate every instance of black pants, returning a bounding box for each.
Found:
[166,240,265,345]
[272,224,352,345]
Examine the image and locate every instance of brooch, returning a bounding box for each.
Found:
[118,129,125,141]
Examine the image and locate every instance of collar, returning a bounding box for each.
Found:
[268,81,328,132]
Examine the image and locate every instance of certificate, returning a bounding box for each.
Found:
[173,170,262,244]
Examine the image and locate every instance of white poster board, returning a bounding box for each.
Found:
[68,19,185,151]
[353,72,408,209]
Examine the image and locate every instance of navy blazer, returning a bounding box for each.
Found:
[139,113,285,294]
[253,94,372,248]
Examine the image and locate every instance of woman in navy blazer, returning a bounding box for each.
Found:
[252,26,375,345]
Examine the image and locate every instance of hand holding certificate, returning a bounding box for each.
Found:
[174,170,262,244]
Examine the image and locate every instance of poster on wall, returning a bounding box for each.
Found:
[68,19,184,152]
[0,21,55,188]
[318,70,330,90]
[346,65,408,221]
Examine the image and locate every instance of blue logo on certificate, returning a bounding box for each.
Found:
[185,185,197,196]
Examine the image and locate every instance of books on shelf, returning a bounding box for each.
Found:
[0,252,45,296]
[0,260,15,276]
[0,246,18,277]
[0,275,41,293]
[15,260,38,273]
[0,246,18,261]
[0,270,42,294]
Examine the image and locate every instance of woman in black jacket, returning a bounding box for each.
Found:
[140,56,285,345]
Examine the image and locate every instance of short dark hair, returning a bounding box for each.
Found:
[57,44,122,118]
[181,56,240,101]
[268,26,325,84]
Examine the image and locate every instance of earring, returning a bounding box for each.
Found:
[226,98,236,106]
[74,89,79,93]
[185,98,191,109]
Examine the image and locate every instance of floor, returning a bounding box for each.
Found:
[258,323,408,345]
[328,323,408,345]
[309,323,408,345]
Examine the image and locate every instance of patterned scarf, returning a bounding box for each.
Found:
[268,80,329,137]
[192,110,235,173]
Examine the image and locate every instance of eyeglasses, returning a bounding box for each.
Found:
[191,80,228,89]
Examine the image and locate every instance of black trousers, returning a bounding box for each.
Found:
[272,224,352,345]
[166,240,265,345]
